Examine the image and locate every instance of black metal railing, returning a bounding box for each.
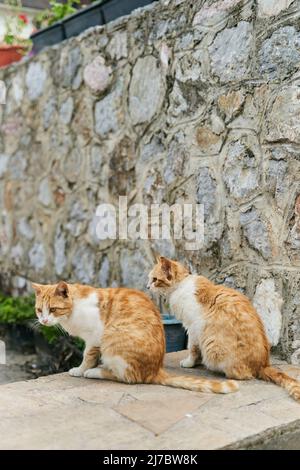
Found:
[31,0,157,53]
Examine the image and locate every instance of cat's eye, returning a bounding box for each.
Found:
[49,308,56,313]
[37,308,42,314]
[152,277,157,283]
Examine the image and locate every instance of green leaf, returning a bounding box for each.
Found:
[4,34,14,45]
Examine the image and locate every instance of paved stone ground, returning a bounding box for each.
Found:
[0,350,300,450]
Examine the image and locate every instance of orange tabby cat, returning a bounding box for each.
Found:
[32,281,238,394]
[148,256,300,402]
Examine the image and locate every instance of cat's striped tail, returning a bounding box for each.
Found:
[259,366,300,402]
[153,369,239,394]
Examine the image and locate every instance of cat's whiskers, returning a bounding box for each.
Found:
[29,319,42,331]
[56,323,69,337]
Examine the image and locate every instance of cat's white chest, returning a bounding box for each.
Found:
[60,292,103,346]
[169,275,205,343]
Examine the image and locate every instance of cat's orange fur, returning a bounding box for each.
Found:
[32,281,238,394]
[148,256,300,402]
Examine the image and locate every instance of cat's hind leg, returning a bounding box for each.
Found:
[84,367,119,381]
[84,354,130,382]
[224,365,254,381]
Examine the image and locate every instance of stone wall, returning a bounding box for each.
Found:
[1,0,300,362]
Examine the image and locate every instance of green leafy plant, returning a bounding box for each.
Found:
[48,0,81,24]
[0,293,35,323]
[34,0,81,29]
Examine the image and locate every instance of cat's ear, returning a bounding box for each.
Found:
[160,256,172,281]
[55,281,69,298]
[31,283,43,295]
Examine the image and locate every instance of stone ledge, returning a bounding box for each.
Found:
[1,350,300,449]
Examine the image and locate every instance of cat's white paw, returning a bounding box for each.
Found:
[69,367,84,377]
[84,368,102,379]
[180,357,195,368]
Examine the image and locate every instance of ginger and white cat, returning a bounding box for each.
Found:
[32,281,238,394]
[148,256,300,402]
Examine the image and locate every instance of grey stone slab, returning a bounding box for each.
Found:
[0,351,300,449]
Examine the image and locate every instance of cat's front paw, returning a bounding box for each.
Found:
[180,357,195,368]
[69,367,84,377]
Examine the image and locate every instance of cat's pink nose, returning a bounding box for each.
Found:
[43,318,49,324]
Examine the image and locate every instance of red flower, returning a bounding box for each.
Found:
[18,14,29,25]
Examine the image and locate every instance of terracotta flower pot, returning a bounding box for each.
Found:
[0,45,24,68]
